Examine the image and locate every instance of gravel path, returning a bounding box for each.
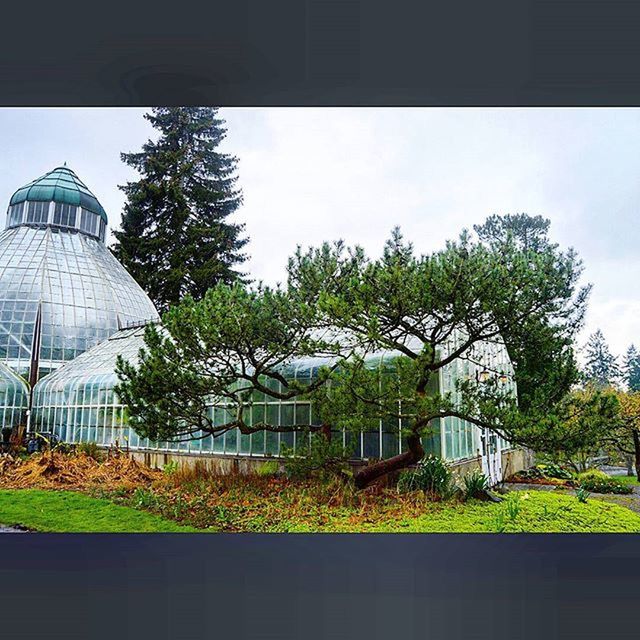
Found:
[0,524,26,533]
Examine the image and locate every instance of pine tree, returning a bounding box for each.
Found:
[583,329,620,387]
[112,107,248,313]
[623,344,640,391]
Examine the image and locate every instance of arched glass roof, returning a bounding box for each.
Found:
[0,360,28,429]
[33,326,517,461]
[9,166,107,222]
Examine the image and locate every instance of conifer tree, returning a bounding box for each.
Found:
[112,107,248,313]
[583,329,620,387]
[623,344,640,391]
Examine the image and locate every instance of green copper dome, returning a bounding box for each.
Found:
[9,165,107,223]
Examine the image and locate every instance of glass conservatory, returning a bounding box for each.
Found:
[0,360,29,429]
[32,325,515,464]
[0,166,158,383]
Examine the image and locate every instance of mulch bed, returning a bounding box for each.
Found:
[0,450,161,491]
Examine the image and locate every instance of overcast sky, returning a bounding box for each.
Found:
[0,107,638,358]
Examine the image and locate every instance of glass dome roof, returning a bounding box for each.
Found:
[9,166,107,221]
[0,167,159,382]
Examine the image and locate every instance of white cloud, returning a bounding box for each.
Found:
[1,106,639,356]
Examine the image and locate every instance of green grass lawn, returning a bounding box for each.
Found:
[0,489,205,533]
[609,475,640,486]
[288,491,640,533]
[2,486,639,533]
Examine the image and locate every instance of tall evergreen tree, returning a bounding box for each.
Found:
[623,344,640,391]
[583,329,620,387]
[112,107,248,313]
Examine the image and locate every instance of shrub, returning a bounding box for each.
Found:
[463,469,489,499]
[518,463,573,481]
[577,468,608,482]
[535,463,573,480]
[577,470,633,495]
[511,463,574,484]
[76,442,102,461]
[397,455,457,500]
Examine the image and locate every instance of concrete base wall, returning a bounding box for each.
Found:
[128,446,533,483]
[449,447,534,485]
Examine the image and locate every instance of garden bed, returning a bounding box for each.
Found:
[1,452,640,533]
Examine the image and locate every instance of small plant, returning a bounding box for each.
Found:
[257,460,280,476]
[397,455,457,500]
[492,493,522,532]
[576,487,591,503]
[514,463,573,482]
[536,463,573,480]
[163,460,179,475]
[132,487,159,509]
[76,441,102,460]
[54,441,74,455]
[504,493,521,522]
[463,469,489,500]
[492,509,507,533]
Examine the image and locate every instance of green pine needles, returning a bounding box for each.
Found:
[112,107,248,313]
[116,214,594,488]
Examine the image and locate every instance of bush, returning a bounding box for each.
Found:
[397,455,457,500]
[536,463,573,480]
[463,469,489,499]
[577,470,633,495]
[577,468,608,481]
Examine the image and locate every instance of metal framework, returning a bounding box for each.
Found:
[0,167,158,382]
[32,326,515,463]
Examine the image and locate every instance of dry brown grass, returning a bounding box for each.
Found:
[0,449,161,490]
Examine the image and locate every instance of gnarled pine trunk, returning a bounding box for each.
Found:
[354,433,424,489]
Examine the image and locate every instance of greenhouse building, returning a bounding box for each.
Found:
[31,325,526,484]
[3,165,531,483]
[0,165,158,387]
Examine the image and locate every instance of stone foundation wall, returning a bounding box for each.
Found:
[128,446,533,483]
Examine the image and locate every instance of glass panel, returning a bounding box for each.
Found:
[26,201,49,224]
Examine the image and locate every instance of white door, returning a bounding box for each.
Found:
[480,428,502,486]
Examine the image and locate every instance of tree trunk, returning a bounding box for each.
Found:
[626,453,634,477]
[633,430,640,482]
[354,433,424,490]
[320,424,332,442]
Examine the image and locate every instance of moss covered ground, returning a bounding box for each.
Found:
[98,474,640,533]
